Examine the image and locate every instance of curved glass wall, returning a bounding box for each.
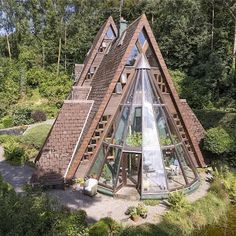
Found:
[88,54,198,197]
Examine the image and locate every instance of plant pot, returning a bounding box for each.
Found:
[131,214,140,222]
[140,213,147,219]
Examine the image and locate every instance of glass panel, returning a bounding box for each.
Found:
[126,44,139,66]
[145,45,159,67]
[99,147,122,188]
[88,144,106,179]
[138,30,147,46]
[163,148,186,190]
[175,145,196,184]
[113,105,130,145]
[105,26,115,39]
[127,153,141,184]
[142,70,167,193]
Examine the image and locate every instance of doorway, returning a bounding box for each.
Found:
[122,153,141,190]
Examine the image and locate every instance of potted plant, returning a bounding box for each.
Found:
[137,203,148,219]
[129,207,140,222]
[125,206,135,215]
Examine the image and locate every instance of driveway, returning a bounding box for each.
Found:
[0,146,35,192]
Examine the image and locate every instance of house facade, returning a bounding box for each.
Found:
[33,14,205,199]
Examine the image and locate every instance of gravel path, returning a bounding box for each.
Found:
[0,146,35,192]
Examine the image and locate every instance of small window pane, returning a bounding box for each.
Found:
[145,45,159,67]
[105,26,115,39]
[88,145,106,178]
[126,45,139,66]
[138,30,147,46]
[99,147,122,188]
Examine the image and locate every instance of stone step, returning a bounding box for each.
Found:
[114,187,140,201]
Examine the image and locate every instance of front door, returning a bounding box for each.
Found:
[123,153,141,189]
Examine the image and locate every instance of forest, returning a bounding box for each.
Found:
[0,0,236,121]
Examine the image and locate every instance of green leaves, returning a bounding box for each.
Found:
[204,127,234,155]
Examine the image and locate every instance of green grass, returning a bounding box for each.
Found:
[143,199,160,206]
[121,169,235,236]
[22,124,52,149]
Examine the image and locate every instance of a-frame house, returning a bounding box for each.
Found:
[33,14,205,199]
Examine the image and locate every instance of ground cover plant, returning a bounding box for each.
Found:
[0,124,51,165]
[0,176,88,236]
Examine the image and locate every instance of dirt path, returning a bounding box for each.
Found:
[0,145,35,192]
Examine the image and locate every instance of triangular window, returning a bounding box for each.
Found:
[105,26,115,39]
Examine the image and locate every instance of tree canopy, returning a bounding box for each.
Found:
[0,0,235,121]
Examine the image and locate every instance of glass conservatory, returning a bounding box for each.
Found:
[88,54,199,199]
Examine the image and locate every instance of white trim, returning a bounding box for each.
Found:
[64,100,94,179]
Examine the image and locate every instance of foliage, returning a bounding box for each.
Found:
[31,110,47,123]
[0,176,88,236]
[204,127,233,155]
[89,217,122,236]
[51,210,88,236]
[13,107,33,126]
[3,139,26,165]
[21,124,52,150]
[160,136,172,146]
[136,203,148,216]
[212,167,236,203]
[0,116,13,128]
[126,132,142,147]
[166,191,190,210]
[143,199,160,206]
[125,204,148,217]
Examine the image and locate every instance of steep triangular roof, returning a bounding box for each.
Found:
[65,14,205,181]
[76,16,118,86]
[34,15,205,186]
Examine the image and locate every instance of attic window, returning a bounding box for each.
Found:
[126,44,139,66]
[138,30,147,47]
[105,26,115,39]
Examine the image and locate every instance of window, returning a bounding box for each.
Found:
[138,30,147,47]
[105,26,115,39]
[126,44,139,66]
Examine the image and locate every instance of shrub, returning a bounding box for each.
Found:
[89,217,122,236]
[21,124,52,149]
[167,191,190,210]
[204,127,233,155]
[0,134,19,145]
[31,110,47,122]
[4,141,26,165]
[52,210,88,236]
[13,108,33,126]
[1,116,13,128]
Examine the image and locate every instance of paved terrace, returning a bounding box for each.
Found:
[0,145,210,225]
